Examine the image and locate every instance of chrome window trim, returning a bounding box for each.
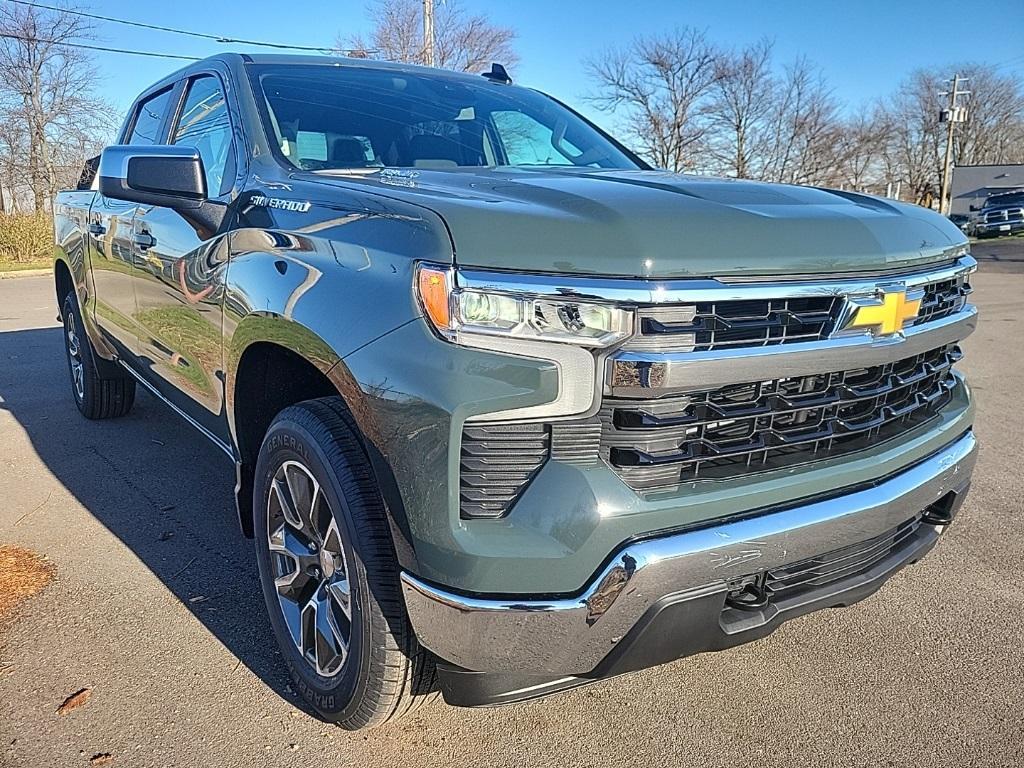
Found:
[455,255,976,306]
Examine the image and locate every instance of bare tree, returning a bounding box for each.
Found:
[833,111,891,192]
[0,112,16,212]
[0,2,115,211]
[705,38,775,178]
[879,72,942,204]
[879,64,1024,205]
[587,32,1024,204]
[587,34,847,182]
[948,65,1024,167]
[756,57,843,186]
[586,28,719,172]
[0,120,25,213]
[344,0,518,72]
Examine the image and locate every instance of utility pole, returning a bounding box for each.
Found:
[422,0,435,67]
[939,74,969,215]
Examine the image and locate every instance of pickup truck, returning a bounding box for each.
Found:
[973,190,1024,238]
[53,53,979,730]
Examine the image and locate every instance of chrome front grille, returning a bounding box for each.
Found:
[914,272,972,325]
[984,207,1023,223]
[626,296,839,352]
[623,268,971,353]
[462,256,975,515]
[599,344,961,490]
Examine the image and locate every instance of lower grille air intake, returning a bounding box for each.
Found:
[460,423,549,519]
[765,516,922,597]
[601,344,961,490]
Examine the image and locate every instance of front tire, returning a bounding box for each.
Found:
[61,292,135,420]
[253,397,437,730]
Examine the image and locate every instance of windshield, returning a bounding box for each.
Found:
[249,63,640,172]
[984,192,1024,209]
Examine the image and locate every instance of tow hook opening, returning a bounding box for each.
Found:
[724,573,769,611]
[921,489,964,526]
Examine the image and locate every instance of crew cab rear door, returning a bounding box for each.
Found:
[89,85,177,357]
[129,71,237,446]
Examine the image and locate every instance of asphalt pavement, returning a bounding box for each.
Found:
[1,249,1023,767]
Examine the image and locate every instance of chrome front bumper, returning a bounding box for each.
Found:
[402,431,977,676]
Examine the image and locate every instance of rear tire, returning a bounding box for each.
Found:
[253,397,437,730]
[61,292,135,420]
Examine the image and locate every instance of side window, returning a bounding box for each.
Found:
[172,76,232,197]
[491,110,583,166]
[126,88,173,145]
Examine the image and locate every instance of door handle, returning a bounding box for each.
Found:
[133,232,156,251]
[88,223,106,236]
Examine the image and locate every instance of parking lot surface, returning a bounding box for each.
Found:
[1,250,1023,767]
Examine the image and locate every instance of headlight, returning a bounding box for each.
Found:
[417,265,633,348]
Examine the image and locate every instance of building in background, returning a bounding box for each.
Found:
[950,164,1024,216]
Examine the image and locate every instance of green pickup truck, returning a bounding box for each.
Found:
[53,54,978,730]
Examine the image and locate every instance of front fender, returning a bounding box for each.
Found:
[222,214,451,439]
[221,211,452,564]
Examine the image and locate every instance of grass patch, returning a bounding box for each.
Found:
[0,257,52,272]
[0,544,55,622]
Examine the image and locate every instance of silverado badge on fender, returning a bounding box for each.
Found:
[842,287,924,336]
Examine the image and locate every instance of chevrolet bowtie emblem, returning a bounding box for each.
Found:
[843,288,923,336]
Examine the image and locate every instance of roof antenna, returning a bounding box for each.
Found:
[481,63,512,84]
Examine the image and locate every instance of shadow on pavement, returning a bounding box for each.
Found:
[0,325,303,708]
[970,237,1024,273]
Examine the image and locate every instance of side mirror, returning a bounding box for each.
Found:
[98,145,207,209]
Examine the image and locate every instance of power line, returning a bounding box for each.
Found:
[6,0,370,54]
[992,53,1024,72]
[0,31,200,60]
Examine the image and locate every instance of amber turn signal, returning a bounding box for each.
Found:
[417,266,451,330]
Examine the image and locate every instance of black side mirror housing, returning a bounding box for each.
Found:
[98,145,207,209]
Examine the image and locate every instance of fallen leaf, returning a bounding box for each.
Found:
[56,687,92,715]
[0,545,55,618]
[90,753,114,765]
[157,531,175,541]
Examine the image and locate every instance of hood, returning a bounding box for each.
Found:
[311,168,968,278]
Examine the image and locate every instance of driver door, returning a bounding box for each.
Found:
[130,73,236,445]
[89,85,177,358]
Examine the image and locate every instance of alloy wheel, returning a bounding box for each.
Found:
[65,310,85,401]
[267,460,352,677]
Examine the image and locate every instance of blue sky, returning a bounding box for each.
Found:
[79,0,1024,129]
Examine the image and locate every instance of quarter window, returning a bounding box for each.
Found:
[126,88,173,145]
[172,76,233,196]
